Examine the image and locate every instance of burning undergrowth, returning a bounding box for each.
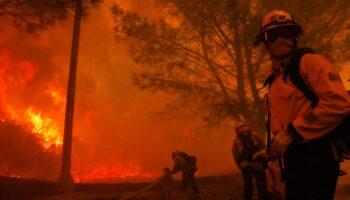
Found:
[0,119,60,180]
[0,48,157,182]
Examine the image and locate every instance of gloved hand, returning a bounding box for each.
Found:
[271,130,293,157]
[239,160,250,169]
[252,149,268,161]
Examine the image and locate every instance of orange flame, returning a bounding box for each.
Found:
[4,105,63,151]
[0,49,64,151]
[25,108,63,149]
[72,163,155,183]
[0,49,157,182]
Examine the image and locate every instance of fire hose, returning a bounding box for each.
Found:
[119,174,167,200]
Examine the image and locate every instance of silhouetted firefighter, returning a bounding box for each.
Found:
[169,150,200,199]
[231,122,269,200]
[253,10,350,200]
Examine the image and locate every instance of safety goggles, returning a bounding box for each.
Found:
[263,26,299,43]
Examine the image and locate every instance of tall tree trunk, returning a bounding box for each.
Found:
[246,47,265,132]
[233,40,251,123]
[57,0,82,186]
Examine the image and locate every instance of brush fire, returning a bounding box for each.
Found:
[0,49,157,182]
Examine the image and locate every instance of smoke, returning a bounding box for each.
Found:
[0,0,238,182]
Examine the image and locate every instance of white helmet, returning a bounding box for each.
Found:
[254,10,302,45]
[234,121,251,135]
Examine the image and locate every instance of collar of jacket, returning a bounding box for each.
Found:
[264,50,295,86]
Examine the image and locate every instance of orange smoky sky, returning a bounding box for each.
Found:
[0,0,349,183]
[0,0,235,182]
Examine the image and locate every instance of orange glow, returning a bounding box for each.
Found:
[46,78,66,106]
[24,107,63,149]
[0,49,64,150]
[4,104,63,151]
[0,48,159,182]
[0,0,241,182]
[0,164,9,175]
[72,163,155,183]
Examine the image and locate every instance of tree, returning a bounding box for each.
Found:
[0,0,65,32]
[112,0,350,133]
[1,0,102,185]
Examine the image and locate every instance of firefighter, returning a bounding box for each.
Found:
[254,10,350,200]
[170,151,200,199]
[231,122,268,200]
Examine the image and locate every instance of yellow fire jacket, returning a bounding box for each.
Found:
[266,54,350,143]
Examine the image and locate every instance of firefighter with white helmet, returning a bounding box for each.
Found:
[253,10,350,200]
[254,10,302,47]
[231,122,268,200]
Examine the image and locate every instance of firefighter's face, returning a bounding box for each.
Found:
[235,126,250,136]
[267,37,294,59]
[264,27,296,59]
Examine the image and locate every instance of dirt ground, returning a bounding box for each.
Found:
[1,167,349,200]
[0,174,250,200]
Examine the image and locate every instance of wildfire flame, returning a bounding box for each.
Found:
[0,49,64,151]
[4,104,63,151]
[0,49,156,182]
[25,107,63,149]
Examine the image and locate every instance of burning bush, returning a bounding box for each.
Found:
[0,119,60,180]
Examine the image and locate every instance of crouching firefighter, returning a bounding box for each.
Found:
[170,151,200,199]
[253,10,350,200]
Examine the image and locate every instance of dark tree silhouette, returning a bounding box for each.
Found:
[112,0,350,133]
[0,0,102,32]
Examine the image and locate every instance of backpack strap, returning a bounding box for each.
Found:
[263,72,274,159]
[266,99,271,159]
[284,48,319,107]
[264,48,316,180]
